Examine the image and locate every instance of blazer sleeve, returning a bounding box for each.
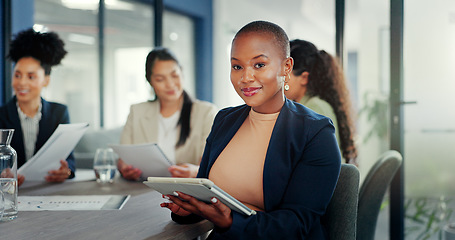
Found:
[120,105,135,144]
[196,103,218,159]
[214,119,341,239]
[60,106,76,178]
[43,103,76,178]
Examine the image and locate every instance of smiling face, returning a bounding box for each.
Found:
[230,32,293,114]
[12,56,49,105]
[149,60,184,104]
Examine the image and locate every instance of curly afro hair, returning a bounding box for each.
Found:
[8,28,67,75]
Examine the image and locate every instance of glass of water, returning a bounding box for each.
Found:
[93,148,117,183]
[0,190,4,220]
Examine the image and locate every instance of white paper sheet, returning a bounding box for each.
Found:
[109,143,172,177]
[18,195,130,211]
[67,169,97,182]
[18,123,89,181]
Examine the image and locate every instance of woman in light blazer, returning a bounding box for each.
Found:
[118,48,217,180]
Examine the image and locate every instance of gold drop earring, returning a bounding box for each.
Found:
[284,74,290,91]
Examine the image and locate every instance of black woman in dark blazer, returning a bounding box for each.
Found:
[0,28,74,186]
[161,21,341,239]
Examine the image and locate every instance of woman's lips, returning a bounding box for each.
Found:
[166,90,176,95]
[241,87,261,97]
[16,89,29,96]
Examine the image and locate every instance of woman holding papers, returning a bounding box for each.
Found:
[0,28,75,186]
[118,47,217,180]
[161,21,341,239]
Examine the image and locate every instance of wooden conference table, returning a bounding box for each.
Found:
[0,172,214,240]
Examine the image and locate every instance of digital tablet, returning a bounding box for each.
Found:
[143,177,256,216]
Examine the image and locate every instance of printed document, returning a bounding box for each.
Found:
[110,143,172,177]
[18,195,130,211]
[18,123,89,181]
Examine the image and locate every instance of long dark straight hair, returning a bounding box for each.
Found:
[145,47,193,147]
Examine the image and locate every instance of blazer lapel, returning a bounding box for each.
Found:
[262,99,295,211]
[140,101,159,143]
[36,98,52,152]
[5,97,26,167]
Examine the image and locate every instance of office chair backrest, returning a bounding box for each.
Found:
[321,163,360,240]
[356,150,403,240]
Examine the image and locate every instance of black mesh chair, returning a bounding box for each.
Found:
[356,150,403,240]
[322,163,360,240]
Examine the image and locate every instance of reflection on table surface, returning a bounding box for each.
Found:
[0,173,213,240]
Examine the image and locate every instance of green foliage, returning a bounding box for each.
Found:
[405,196,454,240]
[358,91,389,143]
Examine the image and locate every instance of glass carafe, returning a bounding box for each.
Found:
[0,129,18,221]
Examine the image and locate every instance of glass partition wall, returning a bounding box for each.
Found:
[35,0,100,128]
[345,1,391,237]
[103,0,154,129]
[403,0,455,239]
[35,0,155,129]
[35,0,154,129]
[34,0,196,130]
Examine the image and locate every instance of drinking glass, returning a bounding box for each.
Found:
[0,129,17,221]
[0,190,4,220]
[93,148,116,183]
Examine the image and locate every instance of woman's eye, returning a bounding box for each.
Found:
[232,65,242,70]
[254,63,265,69]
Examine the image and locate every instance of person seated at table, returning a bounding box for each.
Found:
[285,39,358,164]
[160,21,341,239]
[118,47,217,180]
[0,28,75,186]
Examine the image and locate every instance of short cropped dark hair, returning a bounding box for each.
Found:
[8,28,67,75]
[233,20,290,59]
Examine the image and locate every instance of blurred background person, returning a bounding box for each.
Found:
[285,39,358,165]
[118,47,217,180]
[0,28,75,186]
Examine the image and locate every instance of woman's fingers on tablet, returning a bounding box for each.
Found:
[211,197,229,213]
[168,192,205,215]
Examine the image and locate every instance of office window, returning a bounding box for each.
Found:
[403,1,455,239]
[34,0,201,129]
[104,0,154,128]
[163,10,196,98]
[35,0,99,128]
[35,0,155,129]
[212,0,336,109]
[345,0,391,238]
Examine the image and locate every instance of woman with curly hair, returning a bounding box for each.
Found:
[285,39,358,164]
[0,28,75,186]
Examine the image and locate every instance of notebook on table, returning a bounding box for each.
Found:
[143,177,257,216]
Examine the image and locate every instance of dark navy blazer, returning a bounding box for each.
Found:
[0,96,75,178]
[173,99,341,239]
